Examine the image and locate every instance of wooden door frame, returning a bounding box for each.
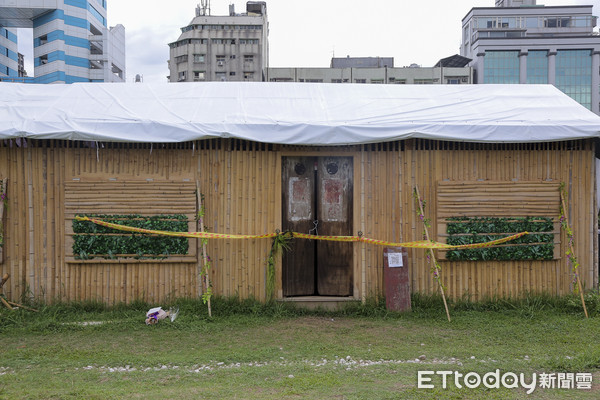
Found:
[276,150,361,300]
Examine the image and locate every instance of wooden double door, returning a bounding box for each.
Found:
[282,156,353,296]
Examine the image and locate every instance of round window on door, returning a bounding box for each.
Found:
[326,162,338,175]
[294,163,306,175]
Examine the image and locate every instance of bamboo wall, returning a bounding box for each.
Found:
[0,139,596,304]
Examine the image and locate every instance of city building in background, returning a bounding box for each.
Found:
[266,55,473,84]
[0,0,125,83]
[168,0,268,82]
[330,56,394,69]
[0,25,18,79]
[461,0,600,113]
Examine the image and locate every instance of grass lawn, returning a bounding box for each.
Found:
[1,295,599,399]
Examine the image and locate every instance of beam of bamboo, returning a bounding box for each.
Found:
[559,187,589,319]
[414,185,451,322]
[0,178,6,263]
[197,181,212,318]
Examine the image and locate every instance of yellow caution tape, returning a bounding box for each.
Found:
[75,216,529,250]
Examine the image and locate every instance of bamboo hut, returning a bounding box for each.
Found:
[0,82,599,306]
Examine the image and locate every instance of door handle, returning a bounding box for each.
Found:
[309,219,319,235]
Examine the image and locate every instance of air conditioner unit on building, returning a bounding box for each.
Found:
[462,77,468,82]
[218,61,224,67]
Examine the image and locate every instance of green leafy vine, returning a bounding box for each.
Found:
[266,232,291,302]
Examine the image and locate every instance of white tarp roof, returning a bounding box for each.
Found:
[0,82,599,145]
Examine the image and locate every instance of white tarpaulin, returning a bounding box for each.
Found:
[0,82,599,145]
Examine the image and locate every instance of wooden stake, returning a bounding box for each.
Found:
[414,186,451,322]
[197,182,212,318]
[0,273,37,311]
[559,188,589,319]
[0,273,8,289]
[6,300,38,312]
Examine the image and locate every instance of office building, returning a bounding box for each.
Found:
[266,55,473,85]
[0,25,18,78]
[0,0,125,83]
[168,1,268,82]
[461,0,600,113]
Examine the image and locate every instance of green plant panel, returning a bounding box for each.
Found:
[73,214,189,260]
[445,216,554,261]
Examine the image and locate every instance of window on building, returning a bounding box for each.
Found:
[178,71,186,82]
[331,79,342,83]
[483,51,519,84]
[193,54,205,63]
[556,49,592,110]
[239,39,259,45]
[244,72,254,80]
[175,55,188,64]
[526,50,548,84]
[244,55,254,63]
[39,34,48,45]
[526,17,539,28]
[215,71,226,81]
[370,79,384,84]
[414,79,434,84]
[229,72,236,76]
[194,71,205,81]
[354,79,366,84]
[40,54,48,65]
[446,78,461,84]
[573,16,592,27]
[544,17,558,28]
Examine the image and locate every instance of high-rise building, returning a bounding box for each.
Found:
[461,0,600,114]
[168,1,268,83]
[18,52,26,77]
[0,0,125,83]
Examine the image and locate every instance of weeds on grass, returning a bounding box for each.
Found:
[411,290,600,318]
[1,291,598,335]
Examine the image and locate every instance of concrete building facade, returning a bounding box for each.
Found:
[461,0,600,113]
[265,66,473,85]
[168,1,268,83]
[0,0,125,83]
[266,56,473,85]
[0,25,18,78]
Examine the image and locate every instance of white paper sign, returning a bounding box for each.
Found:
[387,253,403,268]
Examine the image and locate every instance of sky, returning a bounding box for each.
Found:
[18,0,600,83]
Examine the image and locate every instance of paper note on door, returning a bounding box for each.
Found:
[387,253,403,268]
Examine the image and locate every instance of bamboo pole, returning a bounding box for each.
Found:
[197,181,212,317]
[0,178,6,263]
[559,188,589,319]
[414,185,451,322]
